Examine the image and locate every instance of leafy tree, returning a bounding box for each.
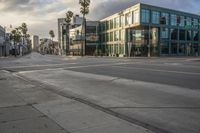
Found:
[19,23,28,46]
[65,11,74,24]
[49,30,55,54]
[79,0,90,56]
[10,28,22,56]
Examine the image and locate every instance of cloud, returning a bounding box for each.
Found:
[0,0,200,40]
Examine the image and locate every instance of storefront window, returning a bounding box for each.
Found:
[161,12,169,25]
[161,28,169,39]
[187,30,192,41]
[170,14,177,26]
[171,42,178,54]
[161,42,169,54]
[152,11,160,24]
[179,43,186,55]
[179,29,186,40]
[141,9,150,23]
[193,31,199,41]
[171,29,178,40]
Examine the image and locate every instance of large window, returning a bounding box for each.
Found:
[186,17,192,27]
[125,12,132,25]
[110,19,113,29]
[141,9,150,23]
[179,29,186,41]
[193,19,199,29]
[171,29,178,40]
[152,11,160,24]
[179,43,186,55]
[187,30,192,41]
[171,42,178,54]
[161,12,169,25]
[170,14,177,26]
[116,17,120,28]
[114,31,119,41]
[120,15,124,27]
[193,31,199,41]
[179,16,185,27]
[110,32,113,42]
[134,10,139,24]
[161,42,169,54]
[161,28,169,39]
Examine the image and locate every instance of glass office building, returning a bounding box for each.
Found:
[99,3,200,57]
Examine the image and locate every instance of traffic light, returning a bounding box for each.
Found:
[160,17,166,25]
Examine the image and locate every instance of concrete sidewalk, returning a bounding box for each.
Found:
[0,70,153,133]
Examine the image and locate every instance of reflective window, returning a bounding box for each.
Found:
[152,11,160,24]
[179,29,186,41]
[125,12,132,25]
[179,16,185,27]
[134,10,139,24]
[187,30,192,41]
[114,31,119,41]
[141,9,150,23]
[161,42,169,54]
[170,14,177,26]
[161,28,169,39]
[171,42,178,54]
[193,19,199,29]
[120,15,124,27]
[161,12,169,25]
[179,43,186,55]
[116,17,120,28]
[114,18,117,29]
[193,31,199,41]
[171,29,178,40]
[110,19,113,29]
[110,32,113,42]
[186,17,192,27]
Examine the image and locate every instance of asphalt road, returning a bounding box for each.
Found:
[1,52,200,133]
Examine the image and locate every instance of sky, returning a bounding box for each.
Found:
[0,0,200,40]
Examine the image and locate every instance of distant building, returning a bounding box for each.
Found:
[58,15,83,55]
[31,35,39,51]
[0,25,9,57]
[69,21,99,56]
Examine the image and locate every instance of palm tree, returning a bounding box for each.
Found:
[79,0,90,56]
[10,28,22,57]
[49,30,55,54]
[65,11,74,55]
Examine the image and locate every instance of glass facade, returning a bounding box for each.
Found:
[152,11,160,24]
[99,4,200,57]
[141,9,150,23]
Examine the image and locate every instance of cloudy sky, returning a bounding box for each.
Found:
[0,0,200,40]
